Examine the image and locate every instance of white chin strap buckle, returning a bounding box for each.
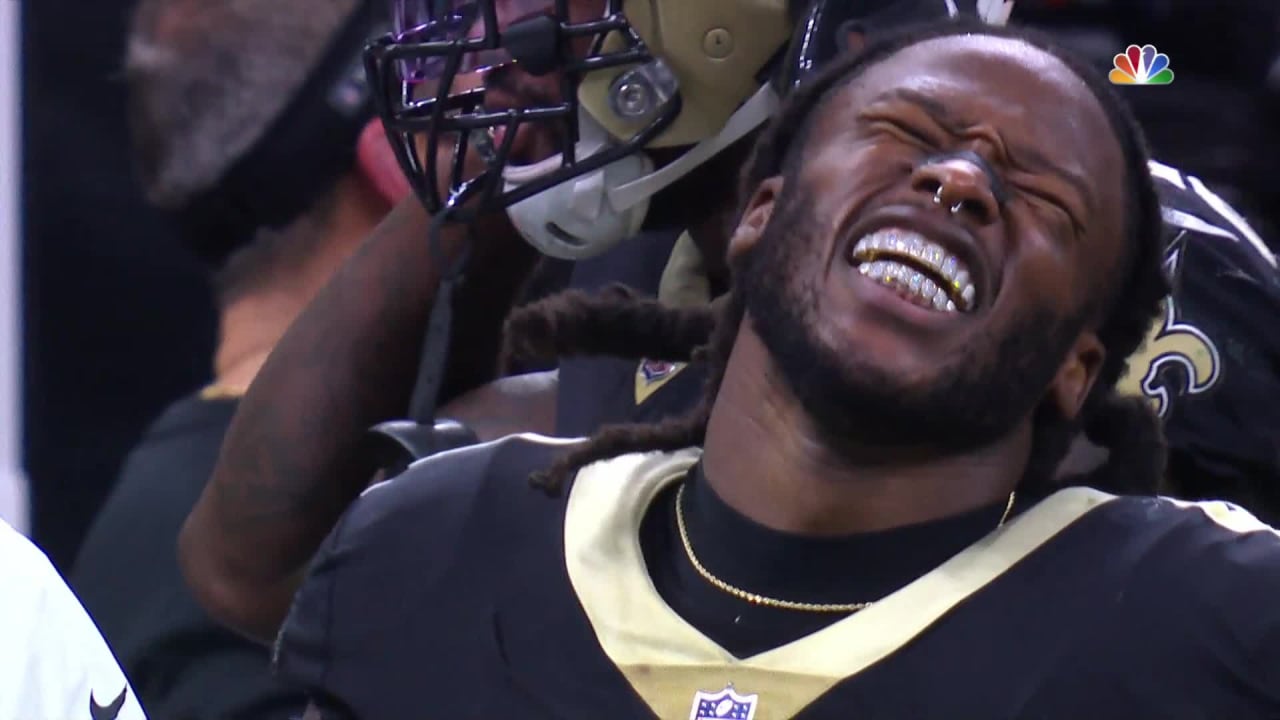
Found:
[501,136,655,261]
[502,85,780,261]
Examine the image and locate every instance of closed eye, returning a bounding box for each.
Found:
[866,119,937,149]
[1018,185,1083,236]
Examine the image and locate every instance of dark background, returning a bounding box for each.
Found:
[23,0,215,570]
[19,0,1280,571]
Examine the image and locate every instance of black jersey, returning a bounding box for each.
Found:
[555,229,704,437]
[72,392,305,720]
[1117,161,1280,499]
[275,435,1280,719]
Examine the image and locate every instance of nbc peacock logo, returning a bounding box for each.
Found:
[1109,44,1175,85]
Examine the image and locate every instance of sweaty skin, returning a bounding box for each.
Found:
[179,196,539,643]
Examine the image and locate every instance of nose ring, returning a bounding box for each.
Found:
[934,187,964,215]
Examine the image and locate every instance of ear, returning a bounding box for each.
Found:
[726,176,783,265]
[1047,331,1106,420]
[355,119,414,208]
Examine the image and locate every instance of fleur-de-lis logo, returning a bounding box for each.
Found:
[1117,248,1220,417]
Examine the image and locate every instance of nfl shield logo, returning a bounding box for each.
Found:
[634,358,687,405]
[689,685,758,719]
[640,359,678,382]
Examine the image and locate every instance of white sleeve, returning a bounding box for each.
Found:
[0,520,147,720]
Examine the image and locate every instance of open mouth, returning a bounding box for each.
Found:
[849,228,978,313]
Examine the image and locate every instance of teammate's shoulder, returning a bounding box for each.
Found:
[1148,159,1278,273]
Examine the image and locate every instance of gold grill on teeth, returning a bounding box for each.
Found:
[852,229,977,312]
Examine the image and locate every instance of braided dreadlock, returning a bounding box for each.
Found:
[499,283,715,373]
[525,19,1170,497]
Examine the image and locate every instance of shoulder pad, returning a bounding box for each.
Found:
[365,419,480,478]
[1149,159,1277,271]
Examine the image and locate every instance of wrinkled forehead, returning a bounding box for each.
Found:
[808,35,1122,203]
[831,35,1113,160]
[802,34,1132,270]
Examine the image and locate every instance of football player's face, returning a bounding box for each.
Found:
[410,0,607,170]
[733,36,1128,454]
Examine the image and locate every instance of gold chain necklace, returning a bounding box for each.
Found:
[674,484,1017,614]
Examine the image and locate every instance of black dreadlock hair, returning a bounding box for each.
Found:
[499,283,716,373]
[519,19,1170,496]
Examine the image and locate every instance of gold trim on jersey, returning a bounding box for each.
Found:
[657,232,712,309]
[564,450,1117,720]
[633,232,707,406]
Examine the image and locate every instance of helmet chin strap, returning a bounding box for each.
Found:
[501,110,654,260]
[501,83,780,260]
[407,197,470,425]
[607,84,780,212]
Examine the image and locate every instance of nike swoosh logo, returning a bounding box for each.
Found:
[89,686,127,720]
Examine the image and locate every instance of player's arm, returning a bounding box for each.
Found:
[183,367,556,646]
[179,196,538,644]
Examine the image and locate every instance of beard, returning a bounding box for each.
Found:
[736,188,1087,459]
